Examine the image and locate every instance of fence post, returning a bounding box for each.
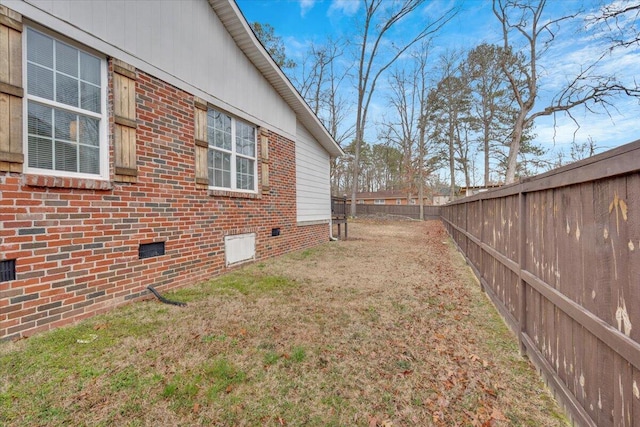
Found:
[518,190,527,356]
[479,197,485,292]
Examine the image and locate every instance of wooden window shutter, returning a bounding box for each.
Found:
[193,96,208,187]
[260,130,270,194]
[0,6,23,173]
[112,59,137,182]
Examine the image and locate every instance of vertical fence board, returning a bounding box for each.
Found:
[529,191,540,283]
[571,323,586,412]
[509,195,519,264]
[557,308,575,398]
[614,353,633,426]
[530,192,542,350]
[582,327,599,422]
[632,366,639,425]
[543,189,555,289]
[597,338,615,427]
[555,185,579,399]
[612,177,630,338]
[594,179,615,327]
[518,192,526,350]
[625,174,640,345]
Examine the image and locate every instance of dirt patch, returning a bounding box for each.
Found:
[0,220,567,426]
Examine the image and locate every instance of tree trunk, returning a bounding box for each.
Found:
[505,112,525,183]
[448,120,456,199]
[484,125,490,185]
[418,124,425,220]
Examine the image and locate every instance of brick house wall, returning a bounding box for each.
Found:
[0,62,328,340]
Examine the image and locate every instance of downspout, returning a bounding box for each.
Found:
[329,218,338,241]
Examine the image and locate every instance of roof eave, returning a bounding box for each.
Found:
[208,0,344,158]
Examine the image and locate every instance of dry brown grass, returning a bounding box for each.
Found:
[1,220,567,426]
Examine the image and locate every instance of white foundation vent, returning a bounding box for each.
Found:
[224,233,256,266]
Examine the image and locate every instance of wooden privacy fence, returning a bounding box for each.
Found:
[353,204,441,219]
[440,140,640,427]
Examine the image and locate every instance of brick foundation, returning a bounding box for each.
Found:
[0,65,328,340]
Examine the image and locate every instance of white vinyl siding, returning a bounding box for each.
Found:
[296,122,330,223]
[15,0,296,139]
[24,27,107,179]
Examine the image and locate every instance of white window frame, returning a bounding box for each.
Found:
[374,199,385,205]
[23,26,109,180]
[207,107,257,193]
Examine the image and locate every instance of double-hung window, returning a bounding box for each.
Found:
[207,108,256,192]
[25,28,107,178]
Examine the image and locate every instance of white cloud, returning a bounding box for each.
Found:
[299,0,316,17]
[328,0,361,17]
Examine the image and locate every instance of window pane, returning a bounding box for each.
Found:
[208,109,232,150]
[80,52,100,84]
[79,116,100,147]
[27,29,53,68]
[236,157,254,190]
[27,64,54,100]
[80,82,100,113]
[54,109,77,141]
[54,140,78,172]
[56,73,79,107]
[211,150,231,188]
[28,102,52,137]
[79,145,99,174]
[212,129,231,150]
[56,42,78,77]
[236,121,255,157]
[28,136,53,169]
[213,129,222,148]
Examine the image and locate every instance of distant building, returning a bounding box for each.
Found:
[459,184,503,197]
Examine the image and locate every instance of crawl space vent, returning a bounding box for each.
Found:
[0,259,16,282]
[139,242,165,259]
[225,233,256,266]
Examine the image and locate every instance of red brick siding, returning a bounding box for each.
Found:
[0,63,328,340]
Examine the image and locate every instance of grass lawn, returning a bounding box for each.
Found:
[0,220,568,426]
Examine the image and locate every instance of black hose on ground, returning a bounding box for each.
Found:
[146,285,187,307]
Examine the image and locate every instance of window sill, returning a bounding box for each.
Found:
[208,188,261,200]
[24,174,113,191]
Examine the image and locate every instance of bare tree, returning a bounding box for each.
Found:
[414,43,445,219]
[379,67,420,200]
[493,0,635,183]
[292,38,354,195]
[589,2,640,49]
[349,0,457,216]
[570,135,599,161]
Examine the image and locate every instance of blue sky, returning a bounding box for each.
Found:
[236,0,640,179]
